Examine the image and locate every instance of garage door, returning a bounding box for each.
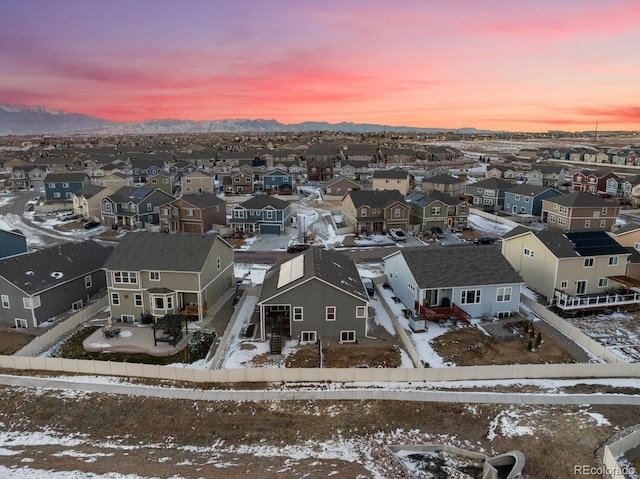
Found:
[260,224,281,235]
[183,223,202,233]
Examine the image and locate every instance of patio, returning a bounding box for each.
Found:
[82,324,188,357]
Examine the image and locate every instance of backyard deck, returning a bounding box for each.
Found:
[83,325,188,357]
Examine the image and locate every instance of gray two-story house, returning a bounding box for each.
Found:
[100,187,175,230]
[504,185,561,217]
[229,195,292,234]
[0,241,112,328]
[464,177,513,211]
[405,190,469,231]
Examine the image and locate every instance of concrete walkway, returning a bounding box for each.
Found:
[0,374,638,406]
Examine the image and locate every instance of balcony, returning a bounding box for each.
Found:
[414,301,471,323]
[553,289,640,311]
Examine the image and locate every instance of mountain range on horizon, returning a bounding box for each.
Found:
[0,103,489,136]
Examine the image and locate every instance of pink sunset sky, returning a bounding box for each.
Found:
[0,0,638,132]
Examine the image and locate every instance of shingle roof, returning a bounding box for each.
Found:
[347,189,406,208]
[238,195,290,210]
[75,184,109,199]
[259,247,368,302]
[506,185,559,196]
[43,172,89,183]
[423,173,464,185]
[178,193,225,209]
[0,241,113,294]
[468,177,514,190]
[544,191,614,207]
[406,190,462,207]
[372,168,410,180]
[104,232,220,272]
[395,245,523,289]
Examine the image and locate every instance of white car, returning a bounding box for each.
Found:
[389,228,406,241]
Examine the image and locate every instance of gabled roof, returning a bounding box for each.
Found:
[406,190,463,207]
[177,193,225,209]
[505,184,560,197]
[544,191,614,208]
[237,195,290,210]
[104,232,224,272]
[504,227,629,258]
[0,241,113,294]
[346,189,406,208]
[259,247,368,303]
[389,245,523,289]
[44,172,89,183]
[104,187,152,203]
[75,184,110,199]
[423,173,464,184]
[264,169,290,177]
[325,176,360,188]
[467,177,514,190]
[372,168,410,180]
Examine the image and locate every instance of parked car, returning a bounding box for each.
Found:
[362,278,375,297]
[56,211,76,221]
[473,236,496,245]
[389,228,407,241]
[431,226,445,239]
[84,221,101,229]
[287,243,310,253]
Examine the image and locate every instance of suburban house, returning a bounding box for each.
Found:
[338,159,371,182]
[306,161,334,182]
[341,189,410,235]
[323,176,361,196]
[502,227,631,307]
[72,184,113,220]
[10,165,47,190]
[159,193,226,233]
[262,169,293,194]
[0,241,113,328]
[100,187,176,230]
[605,174,640,200]
[421,173,465,198]
[525,166,566,188]
[229,195,292,234]
[128,159,164,183]
[572,170,616,194]
[0,229,28,259]
[383,245,524,324]
[608,224,640,281]
[378,148,416,165]
[540,191,621,231]
[503,185,561,217]
[93,172,133,191]
[372,168,413,195]
[405,190,469,231]
[145,172,177,195]
[181,171,216,195]
[257,247,370,350]
[464,177,514,211]
[485,165,519,183]
[223,172,253,194]
[44,172,91,202]
[103,232,234,323]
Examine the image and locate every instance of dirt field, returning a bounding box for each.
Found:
[431,322,575,366]
[0,326,35,355]
[0,382,638,478]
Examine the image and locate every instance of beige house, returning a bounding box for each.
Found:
[421,173,465,198]
[371,168,413,195]
[502,227,630,302]
[72,185,113,220]
[181,171,216,194]
[94,172,133,191]
[541,191,620,231]
[104,232,234,323]
[145,173,177,195]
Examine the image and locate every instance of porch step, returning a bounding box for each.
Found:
[270,333,282,355]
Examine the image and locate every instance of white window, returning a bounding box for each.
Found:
[394,208,401,217]
[54,192,61,198]
[585,220,590,228]
[63,183,69,188]
[161,208,169,216]
[301,331,317,343]
[114,271,138,284]
[523,248,535,258]
[432,207,441,215]
[460,289,481,304]
[186,209,194,217]
[609,256,619,266]
[121,315,135,324]
[559,206,568,214]
[561,281,568,289]
[111,293,120,305]
[266,210,273,219]
[598,278,609,287]
[600,220,606,228]
[549,215,556,223]
[72,300,83,311]
[23,297,33,309]
[217,257,221,270]
[340,331,356,343]
[593,211,600,218]
[558,217,566,226]
[326,306,336,321]
[496,287,512,302]
[1,295,9,308]
[515,195,520,201]
[149,271,160,281]
[584,258,594,268]
[635,242,640,251]
[85,275,92,289]
[602,208,608,215]
[356,306,366,318]
[360,208,367,217]
[293,307,303,321]
[103,203,111,212]
[15,318,28,329]
[134,294,143,307]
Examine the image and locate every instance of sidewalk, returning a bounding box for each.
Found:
[0,374,638,406]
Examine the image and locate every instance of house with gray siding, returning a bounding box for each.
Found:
[383,246,524,322]
[258,247,370,348]
[504,185,561,217]
[0,229,28,259]
[229,195,292,234]
[0,241,112,328]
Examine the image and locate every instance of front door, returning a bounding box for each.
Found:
[576,280,587,295]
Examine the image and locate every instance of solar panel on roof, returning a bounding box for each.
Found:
[566,231,628,256]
